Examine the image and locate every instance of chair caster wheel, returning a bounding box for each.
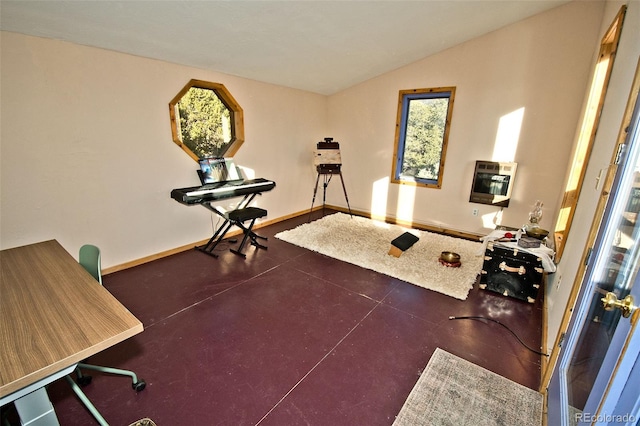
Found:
[77,376,92,386]
[132,380,146,392]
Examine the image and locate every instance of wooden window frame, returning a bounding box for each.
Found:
[553,6,626,261]
[391,87,456,189]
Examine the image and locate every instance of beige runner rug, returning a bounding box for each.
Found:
[393,348,543,426]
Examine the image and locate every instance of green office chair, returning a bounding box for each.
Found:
[64,244,146,426]
[79,244,102,285]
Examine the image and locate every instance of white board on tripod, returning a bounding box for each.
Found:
[313,149,342,165]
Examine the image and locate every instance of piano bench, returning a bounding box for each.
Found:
[227,207,267,222]
[227,207,268,258]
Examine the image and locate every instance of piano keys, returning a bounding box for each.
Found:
[171,178,276,205]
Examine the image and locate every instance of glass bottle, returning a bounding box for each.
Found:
[525,200,543,232]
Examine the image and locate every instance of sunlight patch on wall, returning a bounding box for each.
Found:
[492,107,524,162]
[239,166,255,179]
[371,177,389,221]
[396,184,416,223]
[482,211,500,229]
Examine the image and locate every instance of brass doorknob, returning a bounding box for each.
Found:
[601,292,637,318]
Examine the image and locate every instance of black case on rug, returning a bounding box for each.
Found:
[479,242,543,303]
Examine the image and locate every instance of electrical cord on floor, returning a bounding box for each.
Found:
[449,315,549,357]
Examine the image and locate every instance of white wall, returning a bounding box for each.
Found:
[0,32,327,267]
[328,0,604,235]
[545,0,640,352]
[0,0,613,308]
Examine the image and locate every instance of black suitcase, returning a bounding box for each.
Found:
[479,242,543,303]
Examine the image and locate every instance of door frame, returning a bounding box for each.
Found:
[542,56,640,415]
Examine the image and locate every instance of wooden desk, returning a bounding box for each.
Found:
[0,240,143,425]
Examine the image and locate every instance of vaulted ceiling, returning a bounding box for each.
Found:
[1,1,570,95]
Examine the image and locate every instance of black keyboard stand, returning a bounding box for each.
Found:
[195,193,268,258]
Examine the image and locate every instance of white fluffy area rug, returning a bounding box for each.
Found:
[275,213,484,300]
[393,348,543,426]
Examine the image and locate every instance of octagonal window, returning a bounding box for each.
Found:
[169,79,244,160]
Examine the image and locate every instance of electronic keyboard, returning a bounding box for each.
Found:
[171,178,276,205]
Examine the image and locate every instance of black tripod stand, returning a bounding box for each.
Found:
[309,164,352,221]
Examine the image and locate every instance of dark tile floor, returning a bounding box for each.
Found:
[41,210,542,425]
